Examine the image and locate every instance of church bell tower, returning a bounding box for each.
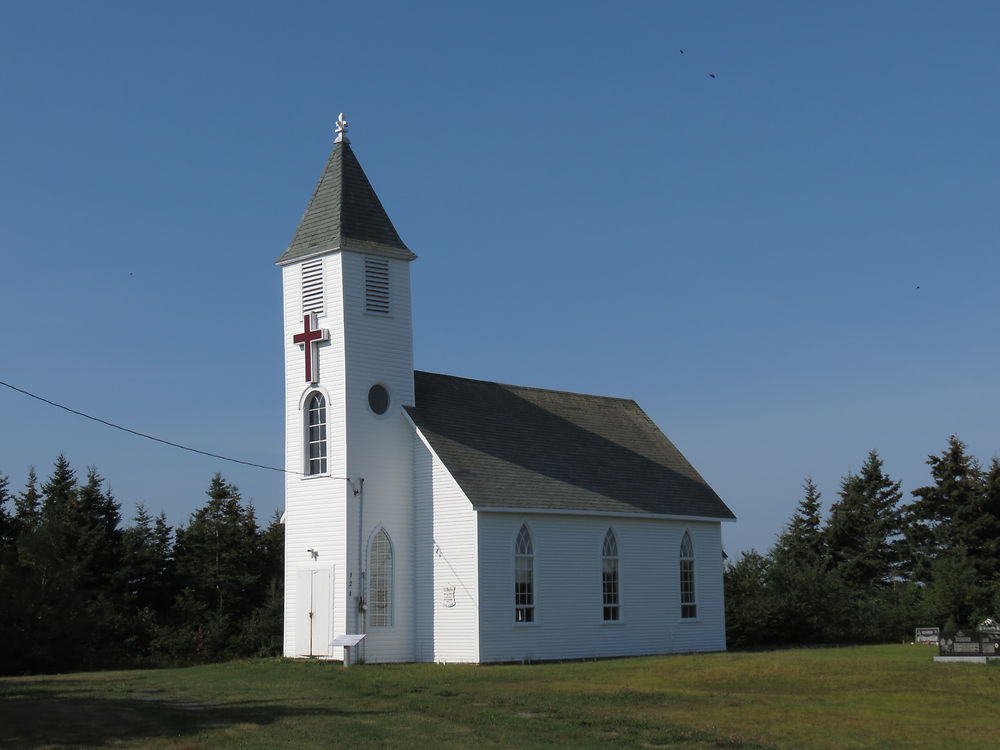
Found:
[276,116,417,662]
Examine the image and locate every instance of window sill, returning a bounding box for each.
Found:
[678,618,701,624]
[512,621,540,627]
[601,619,626,626]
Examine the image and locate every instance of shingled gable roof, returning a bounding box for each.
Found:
[276,138,415,265]
[405,371,735,520]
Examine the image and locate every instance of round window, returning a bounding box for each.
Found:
[368,384,390,415]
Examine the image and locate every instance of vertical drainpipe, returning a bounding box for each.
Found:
[356,477,365,663]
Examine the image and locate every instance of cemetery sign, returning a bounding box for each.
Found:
[914,627,939,645]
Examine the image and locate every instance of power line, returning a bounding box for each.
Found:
[0,379,299,475]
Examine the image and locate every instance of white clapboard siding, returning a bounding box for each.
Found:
[339,252,416,663]
[283,257,350,658]
[476,513,726,663]
[412,426,480,663]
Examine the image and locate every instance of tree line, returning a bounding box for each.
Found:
[725,436,1000,648]
[0,455,283,675]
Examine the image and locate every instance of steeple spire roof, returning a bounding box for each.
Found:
[277,117,413,265]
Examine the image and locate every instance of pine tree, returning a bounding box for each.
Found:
[772,477,825,567]
[724,550,775,648]
[172,474,263,659]
[240,509,284,656]
[979,458,1000,586]
[62,467,123,590]
[0,471,20,673]
[902,436,983,584]
[119,504,176,662]
[0,473,12,554]
[765,478,854,644]
[40,453,77,522]
[825,450,902,588]
[14,467,42,533]
[11,457,130,671]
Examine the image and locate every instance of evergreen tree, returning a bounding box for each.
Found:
[0,473,12,553]
[766,478,851,643]
[40,453,77,522]
[172,474,263,660]
[825,450,902,588]
[10,457,82,672]
[772,477,825,567]
[239,509,284,656]
[119,505,176,662]
[14,467,42,533]
[121,506,175,615]
[10,457,130,671]
[979,458,1000,588]
[724,550,775,648]
[0,472,21,672]
[902,436,983,585]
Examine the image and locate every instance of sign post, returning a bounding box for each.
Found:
[330,633,366,669]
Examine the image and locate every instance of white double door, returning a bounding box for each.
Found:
[297,567,333,656]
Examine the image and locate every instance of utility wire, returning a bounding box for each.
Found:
[0,379,300,475]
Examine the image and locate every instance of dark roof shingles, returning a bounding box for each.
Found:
[406,371,735,520]
[277,141,407,264]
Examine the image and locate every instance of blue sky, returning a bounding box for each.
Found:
[2,1,998,556]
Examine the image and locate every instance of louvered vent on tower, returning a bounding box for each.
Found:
[365,258,390,314]
[302,260,324,316]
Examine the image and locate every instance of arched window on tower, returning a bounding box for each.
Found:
[515,524,534,623]
[680,531,697,619]
[602,528,620,621]
[368,529,393,627]
[305,392,327,475]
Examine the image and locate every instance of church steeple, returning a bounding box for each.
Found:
[276,114,414,265]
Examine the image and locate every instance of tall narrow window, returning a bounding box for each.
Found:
[305,392,327,475]
[602,528,620,621]
[369,529,393,627]
[680,531,697,619]
[364,257,390,314]
[515,524,534,623]
[302,259,324,316]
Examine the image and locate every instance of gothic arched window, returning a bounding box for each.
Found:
[515,524,534,623]
[305,392,327,475]
[680,531,696,619]
[602,528,620,621]
[369,529,393,627]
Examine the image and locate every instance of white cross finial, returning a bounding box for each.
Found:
[334,113,349,143]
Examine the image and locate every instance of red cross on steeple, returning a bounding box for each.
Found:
[293,313,329,383]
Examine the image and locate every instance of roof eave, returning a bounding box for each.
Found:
[275,239,417,266]
[472,505,737,523]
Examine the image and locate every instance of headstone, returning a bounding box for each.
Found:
[976,618,1000,635]
[914,627,939,645]
[938,623,1000,658]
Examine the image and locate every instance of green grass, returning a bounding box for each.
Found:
[2,645,998,749]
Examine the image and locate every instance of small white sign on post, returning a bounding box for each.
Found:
[914,627,939,645]
[330,633,367,668]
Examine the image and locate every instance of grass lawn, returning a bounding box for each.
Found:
[2,645,998,749]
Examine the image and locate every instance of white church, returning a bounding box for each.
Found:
[279,116,736,664]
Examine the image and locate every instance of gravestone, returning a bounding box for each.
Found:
[938,620,1000,658]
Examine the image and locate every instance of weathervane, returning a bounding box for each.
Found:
[334,113,349,143]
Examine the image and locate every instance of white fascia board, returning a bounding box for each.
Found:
[471,506,736,523]
[275,246,341,267]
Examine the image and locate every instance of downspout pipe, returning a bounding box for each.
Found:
[356,477,365,663]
